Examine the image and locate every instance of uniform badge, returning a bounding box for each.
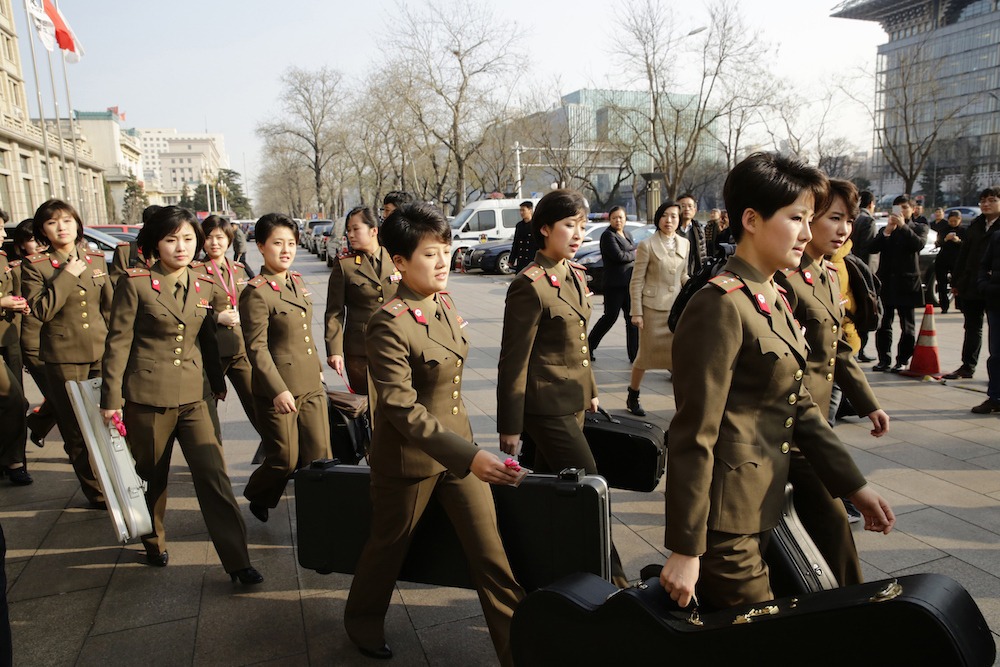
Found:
[457,315,468,329]
[802,270,813,285]
[548,274,560,287]
[355,255,362,265]
[269,280,281,291]
[51,259,59,268]
[754,293,771,315]
[84,255,92,264]
[194,281,201,293]
[390,271,402,283]
[151,278,161,292]
[412,308,427,324]
[197,298,212,309]
[92,269,106,278]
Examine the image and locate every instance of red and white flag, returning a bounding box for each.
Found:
[26,0,85,63]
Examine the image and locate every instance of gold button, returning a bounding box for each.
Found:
[173,348,182,355]
[787,393,797,405]
[377,296,384,303]
[172,359,181,366]
[178,324,185,331]
[175,335,183,342]
[376,285,382,292]
[581,346,588,354]
[582,360,590,367]
[456,359,462,367]
[832,324,838,333]
[78,290,86,296]
[302,323,308,330]
[780,442,790,454]
[80,300,87,307]
[828,358,835,366]
[451,406,459,415]
[578,320,585,327]
[579,333,586,340]
[784,417,793,428]
[452,390,459,399]
[307,348,313,355]
[453,375,460,384]
[300,312,306,318]
[82,323,90,329]
[305,336,311,343]
[81,312,88,318]
[831,341,836,349]
[794,370,803,380]
[826,373,833,381]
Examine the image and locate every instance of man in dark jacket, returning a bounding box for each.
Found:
[871,195,929,372]
[678,193,706,276]
[587,206,639,362]
[509,201,535,273]
[851,191,878,360]
[945,188,1000,379]
[934,210,965,314]
[973,231,1000,413]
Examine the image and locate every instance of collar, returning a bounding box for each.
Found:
[151,262,189,290]
[533,251,567,278]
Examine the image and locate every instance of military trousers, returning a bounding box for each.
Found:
[0,361,27,468]
[45,361,103,503]
[21,350,57,443]
[698,530,773,609]
[124,400,250,572]
[220,353,260,438]
[345,470,524,667]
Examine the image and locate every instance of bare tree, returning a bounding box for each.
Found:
[255,137,310,217]
[257,66,343,216]
[390,0,524,212]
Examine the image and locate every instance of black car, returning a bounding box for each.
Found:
[462,239,515,274]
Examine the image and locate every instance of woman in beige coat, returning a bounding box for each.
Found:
[627,201,689,415]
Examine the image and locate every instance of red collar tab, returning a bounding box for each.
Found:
[802,270,813,285]
[151,278,161,293]
[411,307,428,325]
[754,292,771,315]
[548,273,560,288]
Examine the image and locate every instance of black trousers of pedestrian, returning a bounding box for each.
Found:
[958,297,986,372]
[588,286,639,363]
[875,300,916,366]
[935,259,956,313]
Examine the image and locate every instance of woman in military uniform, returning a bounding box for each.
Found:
[496,188,629,588]
[195,215,260,447]
[239,213,330,523]
[775,178,890,588]
[344,203,523,665]
[0,225,30,485]
[22,200,112,506]
[100,206,261,584]
[325,206,399,394]
[659,153,895,611]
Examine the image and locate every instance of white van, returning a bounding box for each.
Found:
[450,198,539,268]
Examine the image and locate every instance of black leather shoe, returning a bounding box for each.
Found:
[230,566,264,585]
[971,398,1000,414]
[249,502,269,523]
[145,551,169,567]
[943,365,974,380]
[28,430,44,448]
[890,364,904,373]
[5,467,33,485]
[872,363,890,372]
[857,352,873,363]
[356,643,393,660]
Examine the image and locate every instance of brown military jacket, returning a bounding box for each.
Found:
[776,254,879,417]
[110,241,149,282]
[239,269,324,399]
[366,284,478,479]
[0,251,18,347]
[497,252,597,435]
[666,255,867,557]
[101,263,226,410]
[22,246,113,364]
[192,258,250,359]
[324,246,400,359]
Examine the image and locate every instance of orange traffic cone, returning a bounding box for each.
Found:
[901,304,942,380]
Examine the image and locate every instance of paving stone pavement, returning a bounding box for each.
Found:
[3,246,999,665]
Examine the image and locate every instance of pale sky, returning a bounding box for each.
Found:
[14,0,887,203]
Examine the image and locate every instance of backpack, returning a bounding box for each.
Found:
[843,254,882,332]
[668,249,732,332]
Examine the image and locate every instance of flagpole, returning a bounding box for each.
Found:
[44,48,69,199]
[22,0,55,197]
[58,52,87,221]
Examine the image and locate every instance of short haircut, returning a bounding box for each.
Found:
[13,219,36,258]
[379,203,451,260]
[345,206,379,229]
[140,206,204,259]
[142,205,163,225]
[383,191,414,208]
[608,205,626,217]
[816,179,859,221]
[980,187,999,200]
[948,210,962,219]
[893,195,910,206]
[652,201,679,231]
[202,214,234,245]
[519,201,534,210]
[934,207,945,213]
[32,199,83,246]
[0,208,8,224]
[723,152,828,243]
[859,190,874,209]
[678,193,696,203]
[255,213,299,244]
[531,189,589,247]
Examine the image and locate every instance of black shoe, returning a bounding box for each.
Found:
[230,566,264,585]
[857,352,873,363]
[626,387,646,417]
[145,550,169,567]
[943,365,974,380]
[872,363,890,372]
[971,398,1000,414]
[356,643,393,660]
[890,363,904,373]
[5,466,33,485]
[249,501,269,523]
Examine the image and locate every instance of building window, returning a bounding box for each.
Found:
[22,178,32,211]
[0,174,10,212]
[19,154,30,174]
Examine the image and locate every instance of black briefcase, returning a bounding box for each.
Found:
[511,572,996,666]
[763,483,839,597]
[293,460,611,592]
[520,408,666,492]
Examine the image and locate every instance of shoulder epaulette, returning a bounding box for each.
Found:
[234,261,245,268]
[707,272,744,294]
[9,259,20,269]
[85,249,103,257]
[196,273,214,283]
[126,268,151,278]
[522,264,545,282]
[190,260,205,269]
[381,297,409,318]
[247,275,268,288]
[291,270,302,277]
[26,253,49,264]
[781,267,798,277]
[569,260,587,272]
[116,241,129,247]
[775,283,788,294]
[0,249,6,257]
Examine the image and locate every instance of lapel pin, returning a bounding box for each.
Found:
[802,270,813,285]
[548,274,560,287]
[151,279,161,292]
[412,308,427,325]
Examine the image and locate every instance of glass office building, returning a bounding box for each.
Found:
[833,0,1000,198]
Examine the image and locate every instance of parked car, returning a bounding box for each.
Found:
[944,206,981,225]
[575,224,655,293]
[302,219,334,250]
[308,223,333,254]
[317,225,344,261]
[463,239,515,274]
[90,224,142,235]
[450,198,540,269]
[105,231,139,244]
[2,223,121,263]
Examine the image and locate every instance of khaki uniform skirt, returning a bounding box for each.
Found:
[634,306,673,370]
